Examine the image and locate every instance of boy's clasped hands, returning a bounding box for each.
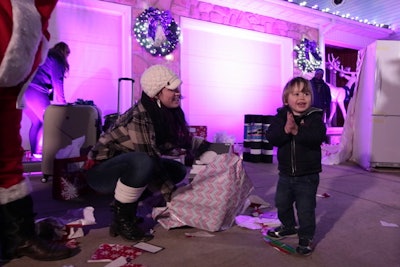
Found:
[284,112,298,135]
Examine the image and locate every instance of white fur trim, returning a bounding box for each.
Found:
[0,0,42,87]
[0,178,32,204]
[114,179,146,203]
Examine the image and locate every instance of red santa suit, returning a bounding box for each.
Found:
[0,0,56,203]
[0,0,76,262]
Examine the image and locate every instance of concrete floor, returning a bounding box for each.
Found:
[3,158,400,267]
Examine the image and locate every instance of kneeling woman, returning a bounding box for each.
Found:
[85,65,197,241]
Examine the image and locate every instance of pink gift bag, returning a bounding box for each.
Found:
[152,153,254,232]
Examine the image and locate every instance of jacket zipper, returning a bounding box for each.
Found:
[291,138,296,175]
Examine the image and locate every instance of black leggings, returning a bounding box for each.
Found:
[86,152,187,194]
[23,86,50,154]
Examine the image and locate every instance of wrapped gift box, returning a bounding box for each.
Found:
[188,126,207,139]
[153,153,254,232]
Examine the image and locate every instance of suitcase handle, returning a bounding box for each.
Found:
[117,77,135,113]
[118,77,134,82]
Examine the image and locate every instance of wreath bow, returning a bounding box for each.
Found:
[294,38,322,73]
[147,8,172,40]
[134,7,181,56]
[303,38,322,61]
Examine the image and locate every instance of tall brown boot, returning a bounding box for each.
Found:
[0,195,79,262]
[109,200,153,241]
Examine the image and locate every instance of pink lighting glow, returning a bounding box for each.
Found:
[180,18,293,143]
[21,0,132,149]
[21,2,295,148]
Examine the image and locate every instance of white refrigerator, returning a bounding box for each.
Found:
[351,40,400,170]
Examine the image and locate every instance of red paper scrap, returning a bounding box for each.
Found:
[316,192,331,198]
[88,243,144,266]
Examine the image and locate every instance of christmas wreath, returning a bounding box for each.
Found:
[133,7,181,57]
[294,38,322,73]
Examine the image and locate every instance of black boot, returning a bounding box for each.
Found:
[109,200,153,241]
[0,195,79,262]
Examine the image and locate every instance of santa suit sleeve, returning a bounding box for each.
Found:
[0,0,57,201]
[0,0,58,91]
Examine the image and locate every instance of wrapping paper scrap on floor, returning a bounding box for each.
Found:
[317,192,331,198]
[380,220,399,227]
[263,236,296,255]
[88,243,143,265]
[241,195,271,217]
[235,214,281,230]
[35,206,96,241]
[247,195,270,209]
[64,206,96,239]
[104,256,145,267]
[259,211,278,220]
[185,231,215,237]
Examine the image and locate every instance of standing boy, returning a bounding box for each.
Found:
[265,77,326,256]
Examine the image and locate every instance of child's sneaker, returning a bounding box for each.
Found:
[267,226,297,240]
[296,238,313,256]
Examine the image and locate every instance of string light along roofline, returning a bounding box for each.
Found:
[286,0,391,30]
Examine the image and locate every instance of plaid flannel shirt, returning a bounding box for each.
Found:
[89,101,161,161]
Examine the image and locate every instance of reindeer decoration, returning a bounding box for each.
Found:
[325,53,360,126]
[326,85,346,126]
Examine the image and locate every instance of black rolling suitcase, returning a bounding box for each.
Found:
[103,77,135,132]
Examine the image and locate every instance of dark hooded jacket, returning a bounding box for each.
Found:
[310,77,331,110]
[265,106,327,177]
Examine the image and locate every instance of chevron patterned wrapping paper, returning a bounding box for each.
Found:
[152,153,254,232]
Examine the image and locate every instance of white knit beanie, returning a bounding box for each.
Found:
[140,65,182,98]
